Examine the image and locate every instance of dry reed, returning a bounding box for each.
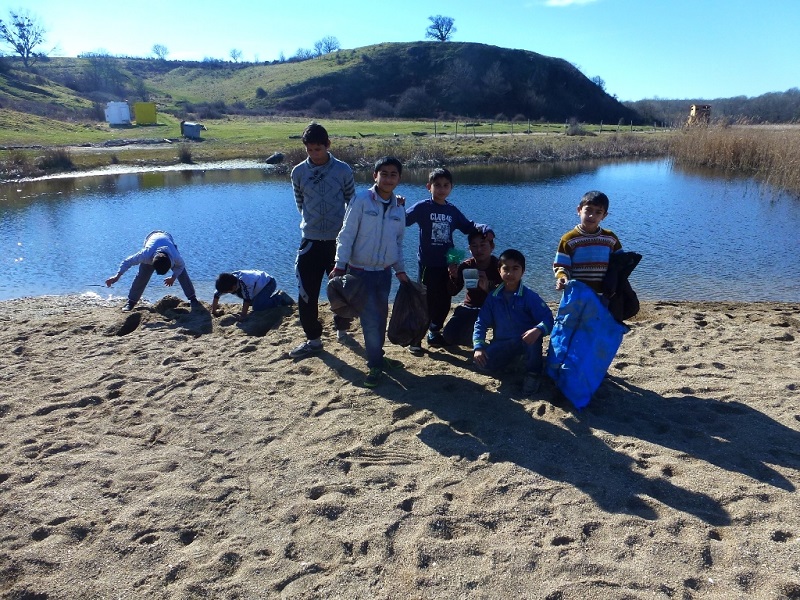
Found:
[670,126,800,197]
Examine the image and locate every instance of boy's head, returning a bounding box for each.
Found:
[577,190,609,233]
[372,156,403,199]
[467,230,494,262]
[153,252,171,275]
[498,249,525,289]
[426,167,453,204]
[215,272,239,295]
[302,122,331,166]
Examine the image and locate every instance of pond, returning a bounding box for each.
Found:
[1,159,799,304]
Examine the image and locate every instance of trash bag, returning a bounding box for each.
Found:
[388,281,428,347]
[546,280,628,410]
[327,273,366,319]
[603,251,642,323]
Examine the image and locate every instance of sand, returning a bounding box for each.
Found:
[1,294,798,600]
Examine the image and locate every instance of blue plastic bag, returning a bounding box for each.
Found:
[546,280,628,409]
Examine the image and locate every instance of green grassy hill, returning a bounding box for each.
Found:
[1,41,639,125]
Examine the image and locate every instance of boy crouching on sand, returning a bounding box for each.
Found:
[332,156,409,388]
[473,249,554,395]
[211,270,294,321]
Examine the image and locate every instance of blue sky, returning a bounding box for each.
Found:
[10,0,800,101]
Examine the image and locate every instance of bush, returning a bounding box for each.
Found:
[311,98,332,116]
[178,144,193,164]
[395,87,435,118]
[37,149,75,173]
[255,87,268,99]
[365,98,394,118]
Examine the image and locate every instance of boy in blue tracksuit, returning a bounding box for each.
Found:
[473,249,554,394]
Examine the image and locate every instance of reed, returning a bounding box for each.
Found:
[670,126,800,197]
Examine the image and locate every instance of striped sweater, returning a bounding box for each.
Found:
[553,226,622,293]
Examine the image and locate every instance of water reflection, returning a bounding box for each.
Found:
[1,159,799,303]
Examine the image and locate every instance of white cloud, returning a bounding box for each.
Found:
[545,0,598,6]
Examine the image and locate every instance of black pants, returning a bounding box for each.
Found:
[295,238,352,340]
[412,263,451,344]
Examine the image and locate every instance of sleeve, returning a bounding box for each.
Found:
[291,167,304,214]
[392,211,406,275]
[528,291,555,336]
[342,169,356,204]
[405,202,419,227]
[473,294,496,349]
[115,249,146,277]
[453,207,482,236]
[168,249,185,278]
[335,196,361,270]
[553,236,572,280]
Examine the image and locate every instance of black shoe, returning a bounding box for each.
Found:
[427,331,446,348]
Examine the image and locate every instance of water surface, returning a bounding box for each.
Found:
[1,160,798,304]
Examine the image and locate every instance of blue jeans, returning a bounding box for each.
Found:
[251,278,279,311]
[128,264,196,306]
[442,304,480,346]
[357,268,392,369]
[483,336,544,374]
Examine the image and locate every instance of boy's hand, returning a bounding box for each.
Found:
[396,194,405,207]
[555,277,568,290]
[396,272,410,283]
[105,275,119,287]
[164,276,176,287]
[473,349,488,368]
[522,328,542,345]
[478,271,489,291]
[330,268,346,278]
[447,264,459,278]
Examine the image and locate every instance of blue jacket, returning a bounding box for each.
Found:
[473,284,554,350]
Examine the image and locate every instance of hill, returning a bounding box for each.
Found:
[1,41,639,124]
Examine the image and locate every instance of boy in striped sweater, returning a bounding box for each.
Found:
[553,191,623,296]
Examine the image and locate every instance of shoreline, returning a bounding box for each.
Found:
[1,294,798,598]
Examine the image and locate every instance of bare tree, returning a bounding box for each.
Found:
[591,75,606,91]
[0,9,47,68]
[230,48,242,62]
[152,43,168,60]
[319,35,340,54]
[425,15,456,42]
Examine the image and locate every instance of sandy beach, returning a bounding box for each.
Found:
[1,294,798,599]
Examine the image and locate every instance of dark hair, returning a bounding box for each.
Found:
[428,167,453,184]
[215,272,238,293]
[498,248,525,271]
[301,122,329,146]
[468,230,493,245]
[579,190,610,212]
[153,252,171,275]
[373,156,403,176]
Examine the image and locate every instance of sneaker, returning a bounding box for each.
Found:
[364,367,382,388]
[275,290,295,306]
[427,331,446,348]
[190,299,204,311]
[336,329,354,344]
[121,303,134,312]
[289,340,323,358]
[383,357,403,370]
[408,345,424,356]
[523,372,541,395]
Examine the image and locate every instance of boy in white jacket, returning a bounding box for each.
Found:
[332,156,409,387]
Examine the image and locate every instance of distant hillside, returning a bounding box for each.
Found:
[1,41,639,124]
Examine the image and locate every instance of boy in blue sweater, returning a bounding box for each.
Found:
[473,249,554,395]
[405,167,490,354]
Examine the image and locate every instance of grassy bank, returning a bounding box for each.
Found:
[0,112,669,180]
[670,125,800,197]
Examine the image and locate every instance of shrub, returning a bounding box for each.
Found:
[255,87,268,99]
[37,149,75,173]
[178,144,193,164]
[365,98,394,118]
[311,98,332,116]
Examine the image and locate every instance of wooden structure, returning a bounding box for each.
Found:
[686,104,711,127]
